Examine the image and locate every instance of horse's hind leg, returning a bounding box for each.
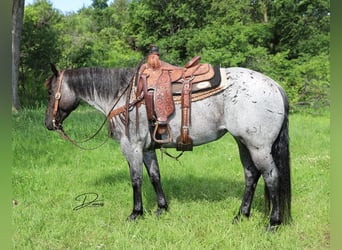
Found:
[143,150,168,216]
[233,139,261,223]
[248,147,282,230]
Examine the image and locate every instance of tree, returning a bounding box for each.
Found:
[58,0,141,69]
[92,0,108,10]
[127,0,211,63]
[17,0,330,109]
[185,0,273,67]
[269,0,330,58]
[12,0,25,111]
[20,0,62,107]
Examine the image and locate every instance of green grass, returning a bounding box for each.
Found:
[12,106,330,249]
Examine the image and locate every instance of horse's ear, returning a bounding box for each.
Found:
[50,63,59,77]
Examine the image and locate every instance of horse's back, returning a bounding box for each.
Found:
[153,67,287,149]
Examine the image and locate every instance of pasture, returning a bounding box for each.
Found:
[12,106,330,249]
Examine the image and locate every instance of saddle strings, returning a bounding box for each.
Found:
[160,148,184,161]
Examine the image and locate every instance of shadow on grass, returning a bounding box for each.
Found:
[94,168,266,215]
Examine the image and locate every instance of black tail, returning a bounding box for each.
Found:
[266,91,291,224]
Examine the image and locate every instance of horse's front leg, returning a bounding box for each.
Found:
[120,138,144,221]
[127,161,143,221]
[143,150,168,216]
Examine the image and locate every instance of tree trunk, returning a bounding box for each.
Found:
[12,0,25,111]
[261,0,268,23]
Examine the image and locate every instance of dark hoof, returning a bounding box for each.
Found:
[232,212,248,224]
[127,211,143,221]
[266,223,281,232]
[232,215,241,224]
[155,206,168,217]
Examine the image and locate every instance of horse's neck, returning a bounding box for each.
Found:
[68,70,127,115]
[81,89,112,115]
[81,87,130,116]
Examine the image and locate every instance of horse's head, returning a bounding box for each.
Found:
[44,64,80,131]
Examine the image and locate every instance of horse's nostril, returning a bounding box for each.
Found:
[45,121,54,130]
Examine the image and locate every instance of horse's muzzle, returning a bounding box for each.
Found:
[45,119,63,131]
[45,120,54,130]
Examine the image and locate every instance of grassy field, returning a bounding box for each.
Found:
[12,106,330,249]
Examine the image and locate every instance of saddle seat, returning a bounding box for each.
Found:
[141,56,216,93]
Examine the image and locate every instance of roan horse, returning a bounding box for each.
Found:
[44,64,291,230]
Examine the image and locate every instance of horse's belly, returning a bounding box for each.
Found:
[165,99,227,147]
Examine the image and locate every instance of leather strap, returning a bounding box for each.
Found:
[52,70,65,127]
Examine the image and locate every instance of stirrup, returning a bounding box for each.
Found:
[152,122,172,144]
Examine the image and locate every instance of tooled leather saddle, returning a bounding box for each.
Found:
[136,47,220,151]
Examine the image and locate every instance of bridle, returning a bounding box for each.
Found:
[52,70,65,130]
[51,70,107,149]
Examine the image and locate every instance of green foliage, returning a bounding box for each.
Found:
[270,0,330,58]
[92,0,109,10]
[56,2,141,69]
[255,52,330,111]
[20,0,62,107]
[20,0,330,110]
[56,10,96,68]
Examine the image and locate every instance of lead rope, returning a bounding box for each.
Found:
[57,128,109,150]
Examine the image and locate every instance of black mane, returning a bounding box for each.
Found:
[65,67,135,100]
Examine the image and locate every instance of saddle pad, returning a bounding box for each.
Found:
[171,65,221,94]
[173,68,228,104]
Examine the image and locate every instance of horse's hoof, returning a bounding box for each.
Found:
[232,212,248,224]
[265,224,280,232]
[232,215,241,224]
[127,211,143,221]
[155,207,167,217]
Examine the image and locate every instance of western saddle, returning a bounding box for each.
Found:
[136,46,219,151]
